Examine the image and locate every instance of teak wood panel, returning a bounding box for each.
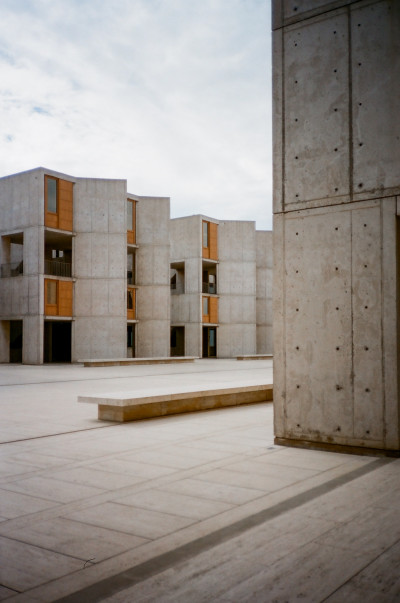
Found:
[209,222,218,260]
[58,180,73,231]
[44,279,73,316]
[202,221,218,260]
[44,279,58,316]
[44,176,73,231]
[209,296,218,323]
[127,287,136,320]
[127,200,136,245]
[58,280,73,316]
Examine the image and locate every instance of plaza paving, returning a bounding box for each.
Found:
[0,359,399,602]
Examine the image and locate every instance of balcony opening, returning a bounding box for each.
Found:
[170,262,185,294]
[202,263,217,294]
[1,233,23,278]
[10,320,23,363]
[44,231,72,278]
[44,321,71,362]
[171,326,185,356]
[203,326,217,358]
[127,324,135,358]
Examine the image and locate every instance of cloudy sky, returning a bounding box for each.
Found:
[0,0,272,229]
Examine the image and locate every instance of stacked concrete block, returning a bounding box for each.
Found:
[218,221,257,357]
[272,0,400,453]
[72,177,127,361]
[136,196,171,358]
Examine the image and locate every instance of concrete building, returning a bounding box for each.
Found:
[170,215,272,358]
[272,0,400,454]
[0,167,170,364]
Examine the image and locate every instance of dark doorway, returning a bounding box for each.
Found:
[127,325,135,358]
[202,326,217,358]
[10,320,23,363]
[44,321,71,362]
[171,327,185,356]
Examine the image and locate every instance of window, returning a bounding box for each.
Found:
[46,177,58,213]
[127,289,134,310]
[202,221,209,248]
[47,280,57,305]
[127,251,135,285]
[127,200,134,231]
[51,249,64,259]
[203,296,209,316]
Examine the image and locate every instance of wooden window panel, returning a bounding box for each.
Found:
[44,279,58,316]
[209,296,218,324]
[127,288,136,320]
[44,176,59,228]
[58,280,73,316]
[58,180,73,231]
[209,222,218,260]
[127,200,136,245]
[202,296,210,322]
[202,221,210,258]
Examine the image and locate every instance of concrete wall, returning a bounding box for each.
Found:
[136,196,170,357]
[73,178,127,361]
[272,0,400,452]
[218,221,257,357]
[256,230,273,354]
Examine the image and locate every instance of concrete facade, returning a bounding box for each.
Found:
[272,0,400,453]
[170,215,272,358]
[256,230,273,354]
[0,167,170,364]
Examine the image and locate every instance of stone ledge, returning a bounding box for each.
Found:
[78,357,198,367]
[79,384,273,422]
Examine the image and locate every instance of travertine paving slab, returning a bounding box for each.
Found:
[49,467,148,490]
[1,476,103,503]
[0,536,82,591]
[316,505,400,555]
[88,457,177,478]
[4,518,148,562]
[115,488,234,520]
[161,478,266,505]
[194,467,295,491]
[65,501,195,539]
[0,489,57,519]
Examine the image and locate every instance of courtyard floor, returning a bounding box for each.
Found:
[0,359,399,602]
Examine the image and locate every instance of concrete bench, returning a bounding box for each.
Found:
[79,356,198,367]
[79,383,273,422]
[236,354,273,360]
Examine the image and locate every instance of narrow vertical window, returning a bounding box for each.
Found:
[203,221,209,248]
[47,178,58,213]
[127,289,134,310]
[47,280,57,305]
[203,296,209,316]
[127,200,133,231]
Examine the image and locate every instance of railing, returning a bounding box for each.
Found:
[44,260,72,277]
[0,261,23,277]
[202,282,217,294]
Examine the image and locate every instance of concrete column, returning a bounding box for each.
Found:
[272,0,400,454]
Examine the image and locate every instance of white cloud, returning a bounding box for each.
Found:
[0,0,272,229]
